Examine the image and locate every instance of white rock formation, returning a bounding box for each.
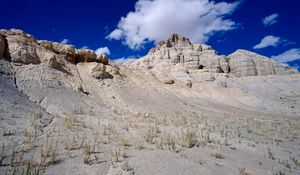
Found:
[227,49,297,77]
[126,34,297,85]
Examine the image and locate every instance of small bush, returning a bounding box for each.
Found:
[211,152,224,159]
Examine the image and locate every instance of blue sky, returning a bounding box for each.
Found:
[1,0,300,69]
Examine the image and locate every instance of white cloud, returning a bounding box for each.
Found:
[262,13,279,27]
[107,29,123,40]
[272,48,300,63]
[107,0,241,50]
[81,46,90,49]
[61,39,70,44]
[253,35,281,49]
[95,47,111,56]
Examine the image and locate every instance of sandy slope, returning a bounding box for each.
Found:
[0,57,300,175]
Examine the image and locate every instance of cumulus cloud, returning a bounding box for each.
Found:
[272,48,300,63]
[61,39,70,44]
[253,35,281,49]
[262,13,279,27]
[95,47,111,56]
[107,0,241,50]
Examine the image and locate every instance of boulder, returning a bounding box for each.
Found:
[150,68,174,84]
[90,63,112,79]
[163,79,175,84]
[185,80,193,88]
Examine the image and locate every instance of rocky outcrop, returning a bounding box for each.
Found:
[0,29,56,64]
[0,28,297,89]
[76,49,110,65]
[126,34,217,85]
[133,33,228,73]
[89,63,113,79]
[38,40,77,63]
[0,29,112,67]
[0,33,5,57]
[228,50,298,77]
[76,49,97,63]
[127,34,231,85]
[126,34,298,86]
[98,54,109,65]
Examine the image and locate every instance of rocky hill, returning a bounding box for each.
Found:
[0,29,299,175]
[126,34,297,85]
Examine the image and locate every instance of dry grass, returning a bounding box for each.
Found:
[0,143,5,165]
[103,124,114,139]
[64,116,76,129]
[122,160,133,172]
[239,167,249,175]
[82,143,95,164]
[182,129,197,148]
[24,129,35,144]
[143,127,156,144]
[166,134,177,151]
[40,136,59,165]
[211,152,224,159]
[110,146,122,166]
[64,135,85,150]
[119,135,131,147]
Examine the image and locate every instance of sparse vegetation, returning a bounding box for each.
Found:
[182,129,197,148]
[40,136,59,165]
[110,146,122,166]
[239,167,248,175]
[64,116,76,129]
[211,152,224,159]
[82,143,95,164]
[122,160,133,172]
[103,124,114,138]
[166,134,176,151]
[119,135,131,147]
[64,135,85,150]
[143,127,156,144]
[290,156,299,166]
[0,143,5,165]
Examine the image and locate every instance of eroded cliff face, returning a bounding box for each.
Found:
[125,34,297,88]
[0,29,300,175]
